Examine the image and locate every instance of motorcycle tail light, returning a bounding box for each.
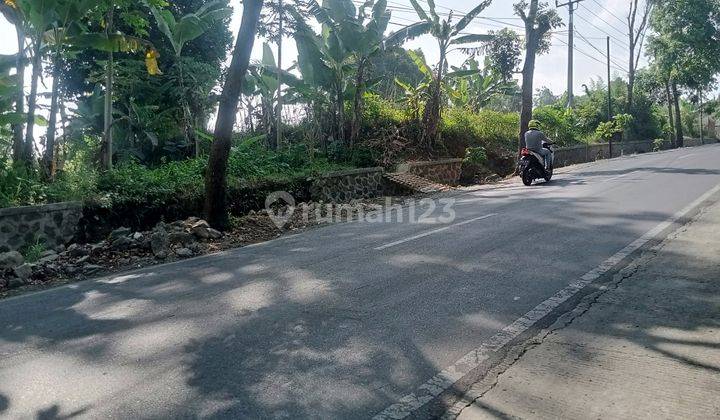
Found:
[521,148,530,156]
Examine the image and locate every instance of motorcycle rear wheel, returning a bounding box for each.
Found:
[544,167,553,182]
[522,169,533,186]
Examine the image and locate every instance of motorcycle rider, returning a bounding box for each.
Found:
[525,120,552,170]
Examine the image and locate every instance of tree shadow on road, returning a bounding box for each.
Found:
[0,195,718,418]
[464,219,720,418]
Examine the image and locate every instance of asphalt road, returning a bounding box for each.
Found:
[1,144,719,419]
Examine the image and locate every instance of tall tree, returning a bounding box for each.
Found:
[387,0,494,149]
[205,0,263,229]
[146,0,232,158]
[515,0,562,152]
[291,0,389,150]
[626,0,653,114]
[0,2,26,164]
[648,0,720,147]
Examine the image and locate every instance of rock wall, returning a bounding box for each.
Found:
[310,167,385,203]
[554,138,719,168]
[396,159,464,185]
[0,202,82,252]
[554,139,675,168]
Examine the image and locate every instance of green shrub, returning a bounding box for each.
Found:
[532,106,581,146]
[22,239,45,263]
[442,108,518,156]
[653,138,665,152]
[464,146,488,165]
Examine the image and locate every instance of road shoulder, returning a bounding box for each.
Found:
[455,198,720,419]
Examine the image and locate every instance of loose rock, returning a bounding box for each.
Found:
[13,263,32,282]
[109,227,132,240]
[0,251,24,269]
[175,248,193,258]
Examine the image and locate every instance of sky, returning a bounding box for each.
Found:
[0,0,642,92]
[0,0,643,127]
[231,0,643,96]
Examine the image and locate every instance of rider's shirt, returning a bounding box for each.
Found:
[525,129,549,153]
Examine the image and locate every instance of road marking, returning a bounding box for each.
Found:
[373,214,498,251]
[678,153,697,160]
[373,182,720,420]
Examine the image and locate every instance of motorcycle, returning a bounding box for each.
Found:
[519,142,554,186]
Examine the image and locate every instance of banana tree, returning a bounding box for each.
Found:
[386,0,494,148]
[394,49,432,120]
[445,56,516,111]
[9,0,62,167]
[396,49,482,116]
[0,54,27,130]
[244,43,282,148]
[0,1,27,164]
[292,0,390,149]
[62,0,166,170]
[146,0,232,158]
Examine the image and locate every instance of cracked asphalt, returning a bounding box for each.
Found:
[1,144,719,419]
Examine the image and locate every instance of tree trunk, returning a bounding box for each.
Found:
[671,80,683,148]
[12,24,26,163]
[336,82,345,146]
[24,37,42,166]
[204,0,263,229]
[519,52,537,152]
[664,78,674,145]
[349,58,367,149]
[43,52,62,179]
[102,7,115,170]
[275,0,284,150]
[422,43,446,150]
[519,0,540,154]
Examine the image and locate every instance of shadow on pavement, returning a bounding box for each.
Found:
[0,194,718,418]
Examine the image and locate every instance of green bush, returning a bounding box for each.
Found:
[653,138,665,152]
[464,146,488,165]
[532,106,581,146]
[442,108,519,156]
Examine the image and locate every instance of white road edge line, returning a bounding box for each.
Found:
[373,214,498,251]
[372,182,720,420]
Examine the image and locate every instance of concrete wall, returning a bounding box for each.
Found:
[310,167,386,203]
[554,139,671,168]
[0,202,82,252]
[396,158,464,185]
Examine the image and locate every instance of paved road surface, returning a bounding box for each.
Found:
[457,192,720,420]
[1,145,719,419]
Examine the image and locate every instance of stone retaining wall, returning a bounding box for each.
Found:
[554,139,673,168]
[0,202,82,252]
[396,158,464,185]
[554,138,718,168]
[310,167,385,203]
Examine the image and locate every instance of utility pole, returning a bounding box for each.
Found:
[607,36,613,158]
[699,89,705,145]
[275,0,284,150]
[556,0,584,109]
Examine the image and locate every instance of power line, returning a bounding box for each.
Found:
[575,28,628,70]
[589,0,627,27]
[573,9,630,50]
[552,34,626,73]
[578,4,628,39]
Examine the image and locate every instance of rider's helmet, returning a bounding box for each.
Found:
[528,120,541,130]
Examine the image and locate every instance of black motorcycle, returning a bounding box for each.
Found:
[519,143,554,186]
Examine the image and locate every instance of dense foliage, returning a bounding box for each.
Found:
[0,0,718,216]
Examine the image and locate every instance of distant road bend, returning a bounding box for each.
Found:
[1,144,719,419]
